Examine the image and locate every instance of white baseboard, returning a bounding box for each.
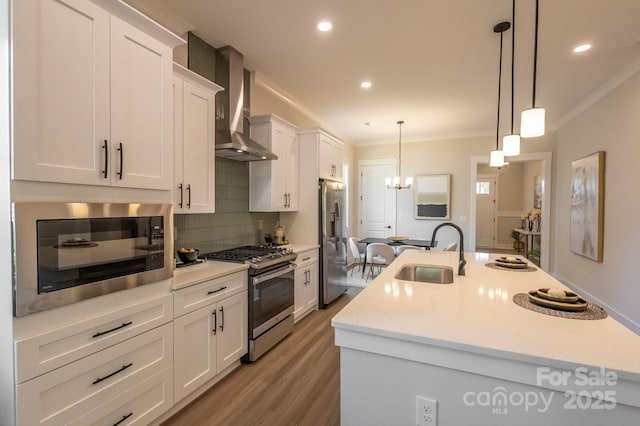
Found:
[552,272,640,336]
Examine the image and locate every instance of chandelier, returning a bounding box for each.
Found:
[385,120,413,190]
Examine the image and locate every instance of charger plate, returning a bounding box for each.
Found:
[388,236,407,242]
[513,293,607,320]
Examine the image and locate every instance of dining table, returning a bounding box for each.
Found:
[358,238,435,277]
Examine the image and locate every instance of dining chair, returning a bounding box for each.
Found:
[365,243,395,281]
[348,237,365,276]
[443,242,458,251]
[394,245,424,256]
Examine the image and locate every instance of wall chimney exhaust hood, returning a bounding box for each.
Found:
[214,46,277,161]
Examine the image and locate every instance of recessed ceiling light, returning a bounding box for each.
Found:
[360,81,372,89]
[317,21,332,32]
[573,44,591,53]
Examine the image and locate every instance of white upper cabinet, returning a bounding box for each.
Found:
[173,64,222,213]
[12,0,181,190]
[13,0,111,186]
[299,128,344,182]
[108,16,174,190]
[319,133,344,181]
[249,115,299,212]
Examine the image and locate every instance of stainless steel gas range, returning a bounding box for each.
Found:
[201,246,297,362]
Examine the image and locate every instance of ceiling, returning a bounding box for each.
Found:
[125,0,640,145]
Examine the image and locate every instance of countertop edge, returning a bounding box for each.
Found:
[333,325,640,407]
[171,261,249,290]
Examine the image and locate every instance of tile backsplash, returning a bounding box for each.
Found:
[174,157,279,253]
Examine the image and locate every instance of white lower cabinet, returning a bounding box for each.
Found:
[67,366,173,426]
[294,248,319,322]
[16,322,173,425]
[15,293,173,384]
[173,283,248,403]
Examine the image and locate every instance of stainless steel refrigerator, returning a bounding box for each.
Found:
[319,179,348,307]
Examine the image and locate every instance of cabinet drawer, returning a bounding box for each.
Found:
[174,271,247,317]
[17,323,173,426]
[15,293,173,384]
[68,366,173,426]
[295,249,319,268]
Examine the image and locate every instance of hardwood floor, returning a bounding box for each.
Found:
[162,288,361,426]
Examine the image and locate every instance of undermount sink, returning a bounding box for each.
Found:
[394,264,454,284]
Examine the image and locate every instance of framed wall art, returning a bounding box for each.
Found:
[533,175,542,209]
[570,151,605,262]
[415,174,450,219]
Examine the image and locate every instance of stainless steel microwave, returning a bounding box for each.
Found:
[12,203,173,317]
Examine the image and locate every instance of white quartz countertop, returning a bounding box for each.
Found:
[332,250,640,377]
[171,244,317,290]
[172,260,248,290]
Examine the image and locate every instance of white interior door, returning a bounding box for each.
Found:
[476,175,497,247]
[358,160,396,238]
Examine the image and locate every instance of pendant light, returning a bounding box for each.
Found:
[490,21,510,169]
[503,0,521,156]
[385,121,413,189]
[521,0,545,137]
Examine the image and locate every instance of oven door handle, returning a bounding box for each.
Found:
[252,263,296,285]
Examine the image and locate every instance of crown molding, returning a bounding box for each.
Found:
[252,72,351,143]
[556,54,640,129]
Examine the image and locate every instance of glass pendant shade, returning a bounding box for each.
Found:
[385,175,413,190]
[503,134,521,156]
[521,107,545,137]
[490,150,509,168]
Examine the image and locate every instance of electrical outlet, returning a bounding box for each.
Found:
[416,396,437,426]
[258,219,263,231]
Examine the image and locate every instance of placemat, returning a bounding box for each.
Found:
[485,262,537,272]
[513,293,607,320]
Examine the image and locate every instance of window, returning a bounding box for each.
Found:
[476,181,490,195]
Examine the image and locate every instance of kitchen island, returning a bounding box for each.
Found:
[332,250,640,425]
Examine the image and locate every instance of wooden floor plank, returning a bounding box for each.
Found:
[162,288,360,426]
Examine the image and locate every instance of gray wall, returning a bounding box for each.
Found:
[174,157,279,253]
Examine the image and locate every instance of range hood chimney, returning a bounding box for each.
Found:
[214,46,276,161]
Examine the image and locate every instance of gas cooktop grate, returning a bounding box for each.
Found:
[200,246,288,263]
